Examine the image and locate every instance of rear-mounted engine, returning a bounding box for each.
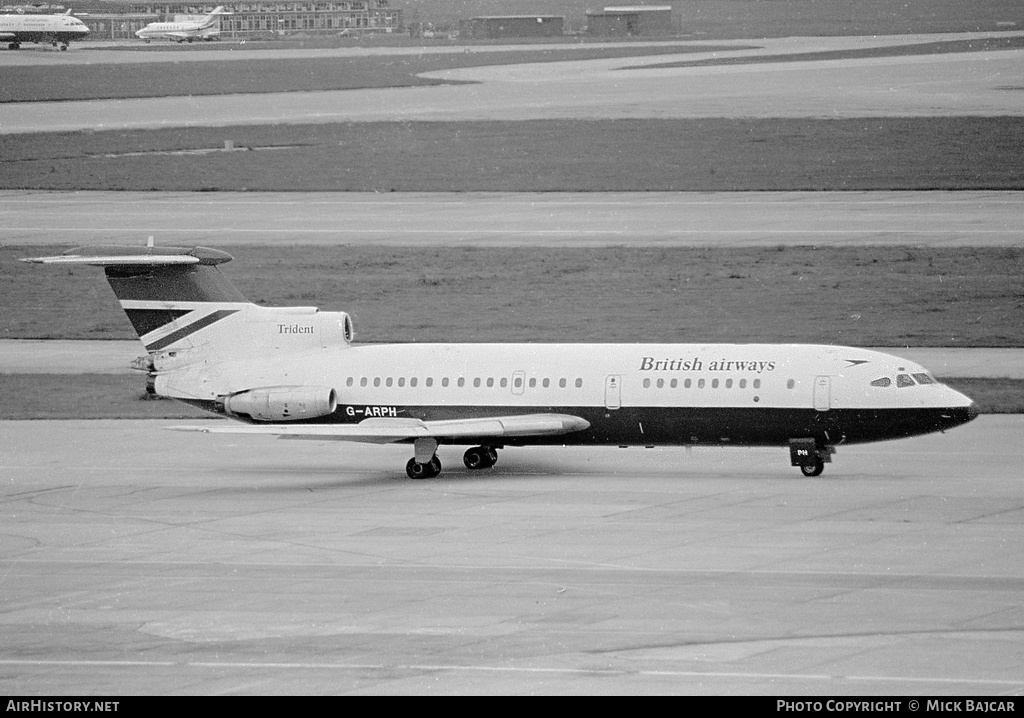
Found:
[221,386,337,422]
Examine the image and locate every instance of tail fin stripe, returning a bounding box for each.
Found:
[146,309,239,352]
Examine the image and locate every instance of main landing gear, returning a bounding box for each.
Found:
[405,440,499,479]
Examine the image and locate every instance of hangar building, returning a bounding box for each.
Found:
[586,5,673,36]
[68,1,402,40]
[459,15,564,39]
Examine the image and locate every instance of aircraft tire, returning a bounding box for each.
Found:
[406,456,441,479]
[800,461,825,477]
[464,446,498,470]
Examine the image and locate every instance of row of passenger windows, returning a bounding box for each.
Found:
[345,376,585,389]
[870,373,935,388]
[642,377,764,390]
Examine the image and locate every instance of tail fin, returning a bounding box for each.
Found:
[22,244,250,355]
[23,244,354,377]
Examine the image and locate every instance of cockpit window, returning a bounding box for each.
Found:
[913,373,935,385]
[896,374,915,388]
[870,377,891,387]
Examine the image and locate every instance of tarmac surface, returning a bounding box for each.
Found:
[2,33,1024,132]
[2,31,1023,696]
[1,417,1022,695]
[3,190,1023,247]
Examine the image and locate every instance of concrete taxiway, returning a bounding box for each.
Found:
[3,190,1023,247]
[1,417,1021,694]
[2,32,1023,133]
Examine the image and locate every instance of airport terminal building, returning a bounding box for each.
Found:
[70,1,402,40]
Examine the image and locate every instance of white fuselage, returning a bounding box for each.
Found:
[157,340,977,448]
[0,13,89,48]
[135,15,220,42]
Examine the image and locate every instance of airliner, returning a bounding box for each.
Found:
[23,244,979,479]
[0,9,89,50]
[135,6,227,43]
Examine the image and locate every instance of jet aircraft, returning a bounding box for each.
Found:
[0,9,89,50]
[23,244,978,479]
[135,6,227,43]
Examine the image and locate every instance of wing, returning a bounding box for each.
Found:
[170,413,590,444]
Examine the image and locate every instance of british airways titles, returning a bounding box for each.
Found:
[640,356,777,373]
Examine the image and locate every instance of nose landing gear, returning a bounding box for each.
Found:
[789,437,833,477]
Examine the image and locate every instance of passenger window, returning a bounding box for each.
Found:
[360,377,368,387]
[457,378,465,388]
[426,378,432,387]
[346,377,354,387]
[643,378,651,388]
[529,378,537,388]
[442,377,449,388]
[473,378,481,388]
[500,378,508,388]
[753,379,761,389]
[543,378,550,388]
[871,377,891,387]
[711,379,719,388]
[787,379,795,389]
[486,378,494,388]
[411,378,418,387]
[374,377,381,387]
[398,378,405,387]
[897,374,915,388]
[559,378,567,388]
[576,378,583,388]
[685,379,692,389]
[657,378,664,388]
[670,379,677,389]
[698,379,705,389]
[513,377,522,389]
[725,379,733,389]
[739,379,746,389]
[913,373,934,385]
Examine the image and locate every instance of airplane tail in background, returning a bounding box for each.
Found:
[22,244,354,373]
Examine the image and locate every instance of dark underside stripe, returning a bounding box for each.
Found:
[172,402,978,448]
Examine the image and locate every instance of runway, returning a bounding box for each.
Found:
[0,417,1021,694]
[3,28,1023,695]
[3,190,1023,247]
[2,33,1024,133]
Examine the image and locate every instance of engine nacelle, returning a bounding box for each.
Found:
[221,386,337,422]
[317,311,354,348]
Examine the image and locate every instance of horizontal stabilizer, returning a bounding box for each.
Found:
[169,413,591,444]
[21,254,200,266]
[20,245,232,267]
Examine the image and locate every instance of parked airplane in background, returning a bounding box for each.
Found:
[24,244,978,479]
[135,6,227,43]
[0,9,89,50]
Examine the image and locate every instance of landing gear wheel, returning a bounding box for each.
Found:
[463,446,497,470]
[800,460,825,477]
[406,456,441,479]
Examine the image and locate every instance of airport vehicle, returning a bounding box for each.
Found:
[23,244,978,479]
[0,9,89,50]
[135,6,227,43]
